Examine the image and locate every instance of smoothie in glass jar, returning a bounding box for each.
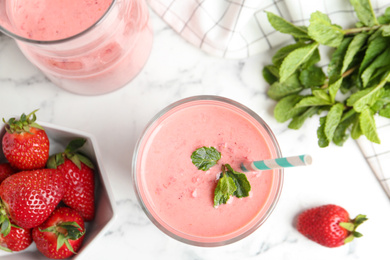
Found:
[133,96,284,246]
[1,0,153,95]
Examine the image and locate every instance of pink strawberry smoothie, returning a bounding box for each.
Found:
[134,97,283,245]
[3,0,153,95]
[7,0,113,41]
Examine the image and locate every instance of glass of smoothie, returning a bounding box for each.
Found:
[132,96,284,246]
[0,0,153,95]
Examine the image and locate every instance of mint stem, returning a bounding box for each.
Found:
[343,25,382,35]
[321,66,358,89]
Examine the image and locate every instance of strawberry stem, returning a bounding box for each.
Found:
[2,109,43,134]
[340,214,368,244]
[39,221,85,253]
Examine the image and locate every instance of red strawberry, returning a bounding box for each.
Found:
[2,110,50,170]
[0,163,17,183]
[47,138,95,221]
[0,169,65,229]
[32,207,85,259]
[296,204,367,248]
[0,221,32,252]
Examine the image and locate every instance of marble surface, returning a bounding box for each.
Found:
[1,7,390,260]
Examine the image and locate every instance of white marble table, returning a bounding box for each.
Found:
[0,7,389,260]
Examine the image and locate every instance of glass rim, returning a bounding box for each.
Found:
[0,0,117,45]
[132,95,284,247]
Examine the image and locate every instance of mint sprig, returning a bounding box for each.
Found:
[214,164,251,208]
[264,0,390,147]
[191,147,251,207]
[191,146,221,171]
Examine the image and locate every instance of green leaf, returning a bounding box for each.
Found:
[313,89,332,102]
[329,77,343,102]
[359,35,390,75]
[266,12,309,39]
[308,11,344,47]
[302,48,321,69]
[267,73,303,100]
[379,105,390,118]
[347,87,384,112]
[68,154,82,169]
[360,107,380,143]
[371,89,390,115]
[0,218,11,237]
[224,164,251,198]
[381,25,390,36]
[317,116,330,147]
[288,107,320,129]
[349,0,378,27]
[342,33,368,74]
[77,154,95,170]
[65,138,87,153]
[333,110,357,146]
[274,95,307,122]
[324,103,344,142]
[354,214,368,225]
[328,37,353,84]
[272,42,306,67]
[361,48,390,87]
[213,171,237,207]
[191,147,221,171]
[263,65,279,85]
[378,7,390,24]
[299,66,326,87]
[339,222,355,232]
[348,71,390,112]
[279,42,319,82]
[295,96,333,108]
[351,115,363,139]
[344,234,356,244]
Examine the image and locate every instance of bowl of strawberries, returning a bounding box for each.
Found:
[0,110,116,259]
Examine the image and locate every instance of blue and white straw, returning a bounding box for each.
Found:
[241,155,312,172]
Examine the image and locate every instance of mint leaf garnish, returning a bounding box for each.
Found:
[191,146,221,171]
[213,170,237,207]
[214,164,251,207]
[225,164,251,198]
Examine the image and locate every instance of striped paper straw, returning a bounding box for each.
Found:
[241,155,312,172]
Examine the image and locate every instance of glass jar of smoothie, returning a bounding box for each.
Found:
[0,0,153,95]
[132,95,284,246]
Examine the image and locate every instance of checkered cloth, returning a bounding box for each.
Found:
[147,0,390,198]
[356,117,390,200]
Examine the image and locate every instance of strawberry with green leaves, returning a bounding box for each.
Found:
[0,220,32,252]
[2,110,50,170]
[0,169,65,229]
[0,163,17,184]
[296,204,367,248]
[47,138,95,221]
[33,207,85,259]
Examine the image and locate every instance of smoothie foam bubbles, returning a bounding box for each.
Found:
[133,96,284,246]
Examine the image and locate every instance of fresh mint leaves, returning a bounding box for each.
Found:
[213,164,251,208]
[191,146,221,171]
[191,147,251,207]
[264,0,390,147]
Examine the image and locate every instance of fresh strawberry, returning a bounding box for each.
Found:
[0,163,17,183]
[2,110,50,170]
[47,138,95,221]
[0,169,65,229]
[0,221,32,252]
[32,207,85,259]
[296,204,367,248]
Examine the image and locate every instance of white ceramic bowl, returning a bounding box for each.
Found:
[0,121,117,259]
